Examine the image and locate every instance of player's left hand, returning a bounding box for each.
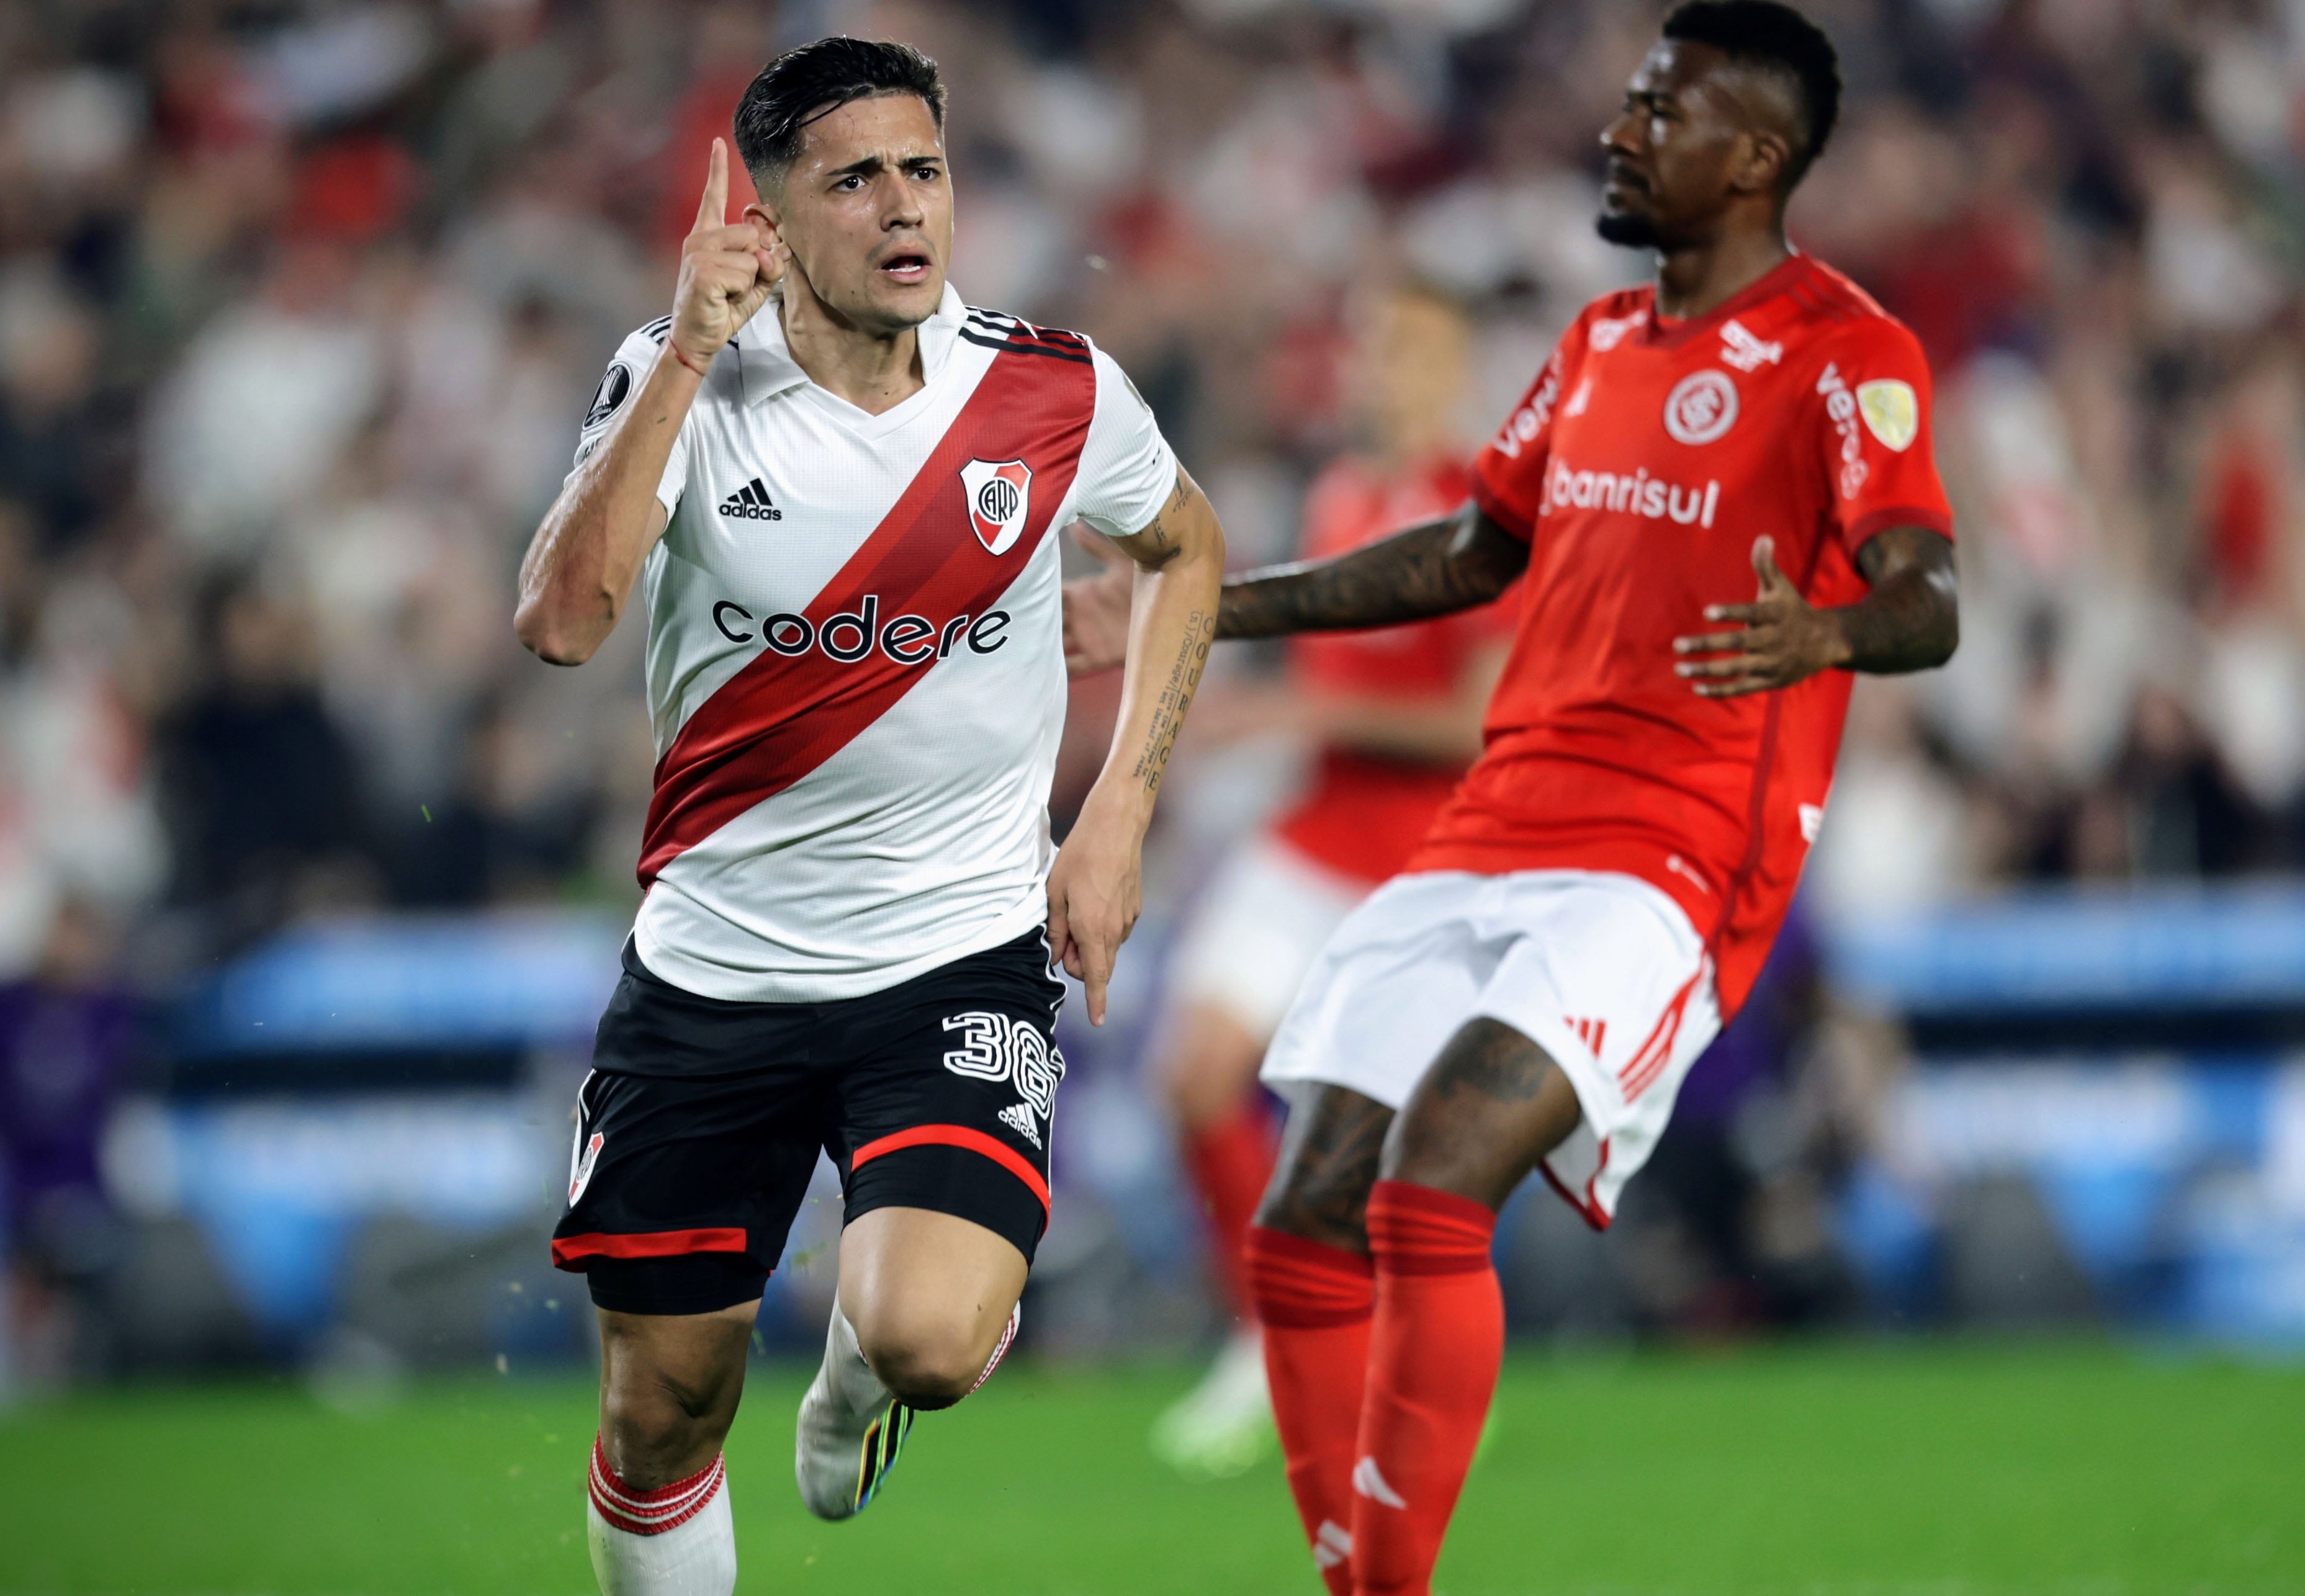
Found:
[1045,794,1144,1026]
[1672,536,1849,699]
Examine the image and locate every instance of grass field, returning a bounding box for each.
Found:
[0,1342,2298,1595]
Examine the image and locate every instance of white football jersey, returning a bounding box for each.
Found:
[572,285,1175,1002]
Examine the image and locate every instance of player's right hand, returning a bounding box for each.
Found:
[1061,527,1135,676]
[669,138,781,375]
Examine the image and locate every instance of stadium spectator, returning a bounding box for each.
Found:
[0,897,140,1384]
[156,574,371,941]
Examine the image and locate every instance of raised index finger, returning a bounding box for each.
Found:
[693,138,729,233]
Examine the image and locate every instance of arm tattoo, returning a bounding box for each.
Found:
[1215,504,1528,640]
[1130,609,1215,792]
[1126,470,1196,567]
[1841,526,1959,675]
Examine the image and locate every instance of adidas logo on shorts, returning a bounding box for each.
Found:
[719,478,783,520]
[997,1101,1042,1150]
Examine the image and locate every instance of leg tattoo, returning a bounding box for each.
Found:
[1257,1087,1394,1253]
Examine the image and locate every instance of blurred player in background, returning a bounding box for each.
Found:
[1136,284,1511,1479]
[516,39,1223,1596]
[1069,4,1958,1592]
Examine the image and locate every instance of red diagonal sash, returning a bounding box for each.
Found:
[638,346,1097,887]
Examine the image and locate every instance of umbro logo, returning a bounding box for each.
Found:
[997,1102,1043,1150]
[719,478,783,521]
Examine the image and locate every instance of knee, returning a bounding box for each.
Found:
[1377,1103,1503,1204]
[600,1374,731,1487]
[1376,1103,1458,1188]
[855,1312,999,1410]
[1251,1158,1367,1253]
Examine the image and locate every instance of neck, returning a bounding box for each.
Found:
[779,278,927,415]
[1652,217,1790,321]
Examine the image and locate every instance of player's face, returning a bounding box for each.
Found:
[1596,42,1757,250]
[1359,290,1471,460]
[758,93,952,334]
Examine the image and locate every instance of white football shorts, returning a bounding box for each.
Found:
[1260,868,1721,1229]
[1169,836,1372,1039]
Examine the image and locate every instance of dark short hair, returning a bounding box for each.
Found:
[1662,1,1841,189]
[732,37,946,188]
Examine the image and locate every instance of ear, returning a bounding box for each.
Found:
[1732,128,1791,197]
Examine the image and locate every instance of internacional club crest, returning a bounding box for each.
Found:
[961,458,1033,555]
[1663,369,1740,446]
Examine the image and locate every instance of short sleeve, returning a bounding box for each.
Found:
[1071,344,1179,539]
[570,322,690,519]
[1471,333,1576,543]
[1813,318,1954,557]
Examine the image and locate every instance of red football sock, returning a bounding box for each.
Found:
[1246,1226,1373,1596]
[1182,1101,1276,1322]
[1353,1181,1503,1596]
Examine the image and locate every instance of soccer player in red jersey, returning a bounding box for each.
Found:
[1066,5,1957,1591]
[1128,285,1511,1477]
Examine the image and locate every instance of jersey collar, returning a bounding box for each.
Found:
[737,282,968,407]
[1639,249,1809,350]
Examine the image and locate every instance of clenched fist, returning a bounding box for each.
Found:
[670,138,784,374]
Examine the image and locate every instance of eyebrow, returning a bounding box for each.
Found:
[824,149,943,182]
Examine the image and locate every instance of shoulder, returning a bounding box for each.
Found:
[576,318,679,440]
[1792,256,1891,320]
[1789,260,1926,362]
[1568,285,1655,353]
[960,305,1095,368]
[602,314,676,370]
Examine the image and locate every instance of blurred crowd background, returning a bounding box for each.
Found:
[4,0,2304,1392]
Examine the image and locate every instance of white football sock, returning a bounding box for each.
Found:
[969,1300,1022,1394]
[825,1300,891,1412]
[585,1435,736,1596]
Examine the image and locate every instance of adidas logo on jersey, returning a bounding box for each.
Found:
[997,1102,1043,1149]
[719,478,783,521]
[1566,1016,1607,1057]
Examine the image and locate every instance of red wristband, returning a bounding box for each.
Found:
[668,342,711,378]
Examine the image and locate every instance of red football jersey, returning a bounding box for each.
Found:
[1411,252,1953,1015]
[1274,454,1507,884]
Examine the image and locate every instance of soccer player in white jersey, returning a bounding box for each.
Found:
[513,39,1224,1596]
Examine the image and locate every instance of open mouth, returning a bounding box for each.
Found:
[1603,161,1650,197]
[879,249,932,285]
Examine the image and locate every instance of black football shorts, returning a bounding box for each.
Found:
[550,929,1066,1315]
